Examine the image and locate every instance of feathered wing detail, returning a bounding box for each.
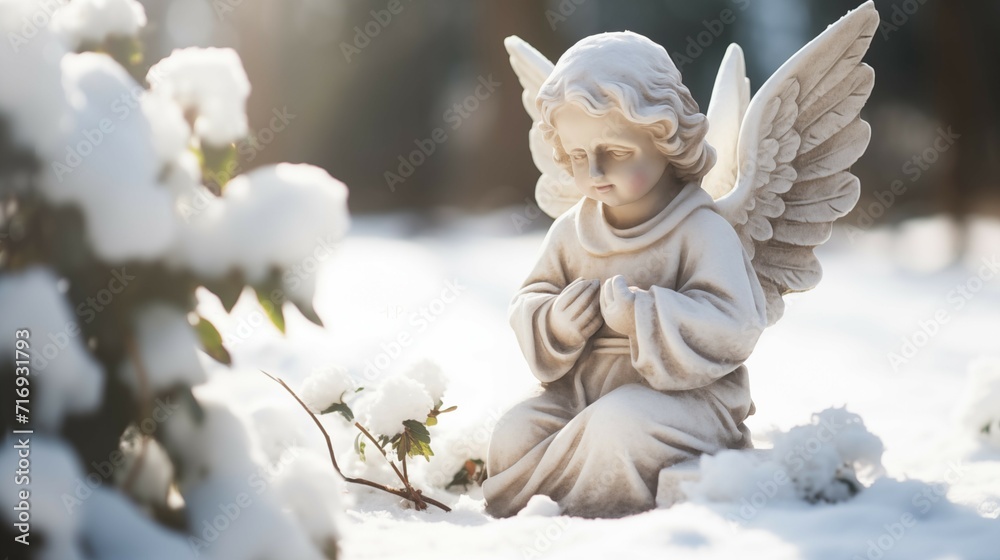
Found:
[708,1,879,326]
[505,36,582,218]
[702,43,750,201]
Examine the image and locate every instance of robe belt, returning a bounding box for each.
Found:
[590,336,630,354]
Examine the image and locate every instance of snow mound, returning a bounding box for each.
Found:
[358,376,434,437]
[52,0,146,48]
[0,267,104,430]
[0,437,85,560]
[146,47,250,147]
[958,356,1000,448]
[275,453,344,555]
[140,90,191,165]
[687,407,885,504]
[83,488,195,560]
[517,494,561,517]
[0,0,72,156]
[402,359,448,405]
[171,163,350,304]
[118,303,206,394]
[300,364,357,414]
[251,405,305,463]
[48,52,177,261]
[184,473,326,560]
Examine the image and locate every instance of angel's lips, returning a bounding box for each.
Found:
[594,184,614,193]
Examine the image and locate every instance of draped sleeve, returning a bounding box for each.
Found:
[508,215,585,383]
[628,208,767,391]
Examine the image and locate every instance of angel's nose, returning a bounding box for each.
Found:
[588,156,605,179]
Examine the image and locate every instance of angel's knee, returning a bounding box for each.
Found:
[487,399,566,475]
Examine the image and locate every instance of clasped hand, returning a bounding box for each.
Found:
[548,276,637,348]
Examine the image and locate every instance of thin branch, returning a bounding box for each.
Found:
[354,423,410,487]
[261,370,450,512]
[353,422,426,511]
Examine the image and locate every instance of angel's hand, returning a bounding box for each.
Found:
[600,275,638,336]
[548,278,602,349]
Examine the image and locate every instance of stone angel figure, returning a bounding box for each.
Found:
[484,2,879,518]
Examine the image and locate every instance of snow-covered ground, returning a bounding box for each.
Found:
[196,212,1000,560]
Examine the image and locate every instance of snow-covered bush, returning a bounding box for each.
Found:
[0,1,348,557]
[686,408,885,506]
[958,357,1000,448]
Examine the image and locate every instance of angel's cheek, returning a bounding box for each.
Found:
[630,170,648,190]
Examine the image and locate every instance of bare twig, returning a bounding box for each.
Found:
[353,422,426,510]
[261,370,450,512]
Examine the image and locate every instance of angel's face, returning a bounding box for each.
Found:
[552,104,670,212]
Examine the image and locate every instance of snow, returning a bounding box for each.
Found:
[171,163,350,305]
[0,437,85,560]
[159,393,266,490]
[184,473,325,560]
[517,494,562,517]
[0,0,72,158]
[274,453,344,554]
[959,357,1000,448]
[300,364,357,414]
[47,52,177,261]
[402,359,449,405]
[194,211,1000,559]
[146,47,250,147]
[52,0,146,48]
[82,488,195,560]
[118,303,206,394]
[0,267,104,430]
[358,375,435,438]
[688,407,885,505]
[140,89,191,165]
[158,393,326,559]
[115,427,174,508]
[251,404,306,463]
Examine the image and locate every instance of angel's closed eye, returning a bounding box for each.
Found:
[608,150,633,159]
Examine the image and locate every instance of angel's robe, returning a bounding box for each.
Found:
[483,182,768,518]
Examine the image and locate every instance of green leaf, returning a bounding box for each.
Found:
[194,316,232,365]
[393,421,434,462]
[207,279,244,313]
[291,297,324,327]
[176,386,205,424]
[81,35,143,70]
[403,420,431,443]
[354,432,366,462]
[320,401,354,422]
[256,289,286,333]
[425,416,437,427]
[200,143,239,194]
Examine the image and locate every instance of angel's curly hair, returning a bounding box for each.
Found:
[537,31,715,183]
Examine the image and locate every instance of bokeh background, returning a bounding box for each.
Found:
[139,0,999,228]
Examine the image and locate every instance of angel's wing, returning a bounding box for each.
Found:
[707,1,878,326]
[504,36,582,218]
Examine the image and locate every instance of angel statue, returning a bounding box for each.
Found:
[483,2,879,518]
